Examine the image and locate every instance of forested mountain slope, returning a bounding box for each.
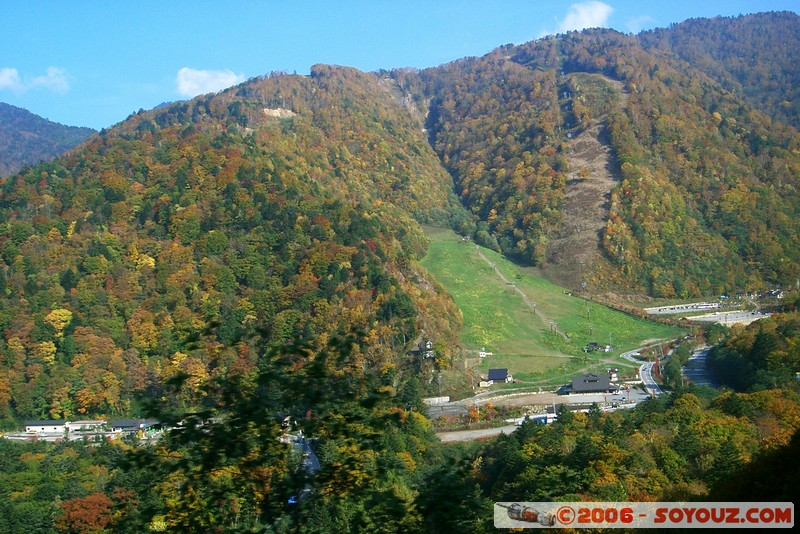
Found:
[394,22,800,297]
[0,65,463,422]
[0,102,95,177]
[639,11,800,130]
[0,66,472,531]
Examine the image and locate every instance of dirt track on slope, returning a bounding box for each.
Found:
[544,121,618,290]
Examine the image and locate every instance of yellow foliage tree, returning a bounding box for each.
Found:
[32,341,57,365]
[45,308,73,338]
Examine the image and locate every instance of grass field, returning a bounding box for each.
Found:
[420,226,685,386]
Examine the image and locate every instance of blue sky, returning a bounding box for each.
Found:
[1,1,797,130]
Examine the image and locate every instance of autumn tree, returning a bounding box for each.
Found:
[56,493,114,534]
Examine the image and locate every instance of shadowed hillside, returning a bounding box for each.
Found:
[639,11,800,129]
[0,102,95,177]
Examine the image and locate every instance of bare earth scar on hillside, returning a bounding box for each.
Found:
[545,121,618,290]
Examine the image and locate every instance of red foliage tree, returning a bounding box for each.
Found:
[56,492,113,533]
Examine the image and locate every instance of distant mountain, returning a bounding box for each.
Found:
[639,11,800,130]
[0,102,95,177]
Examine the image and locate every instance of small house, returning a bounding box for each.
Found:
[409,339,435,359]
[487,368,513,384]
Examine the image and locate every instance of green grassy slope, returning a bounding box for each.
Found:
[421,226,684,384]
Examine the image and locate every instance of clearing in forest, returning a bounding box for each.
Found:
[544,72,627,290]
[545,121,618,290]
[420,227,684,386]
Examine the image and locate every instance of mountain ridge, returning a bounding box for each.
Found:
[0,102,95,177]
[639,11,800,129]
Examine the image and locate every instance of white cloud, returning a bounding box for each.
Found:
[176,67,245,98]
[30,67,69,93]
[0,66,68,93]
[556,1,613,33]
[0,68,22,91]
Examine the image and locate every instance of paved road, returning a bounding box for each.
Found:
[289,436,321,504]
[437,424,520,443]
[299,438,320,473]
[645,302,719,315]
[638,360,662,397]
[621,348,663,397]
[691,310,770,326]
[682,347,719,387]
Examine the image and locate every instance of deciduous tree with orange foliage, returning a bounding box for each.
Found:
[56,493,113,534]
